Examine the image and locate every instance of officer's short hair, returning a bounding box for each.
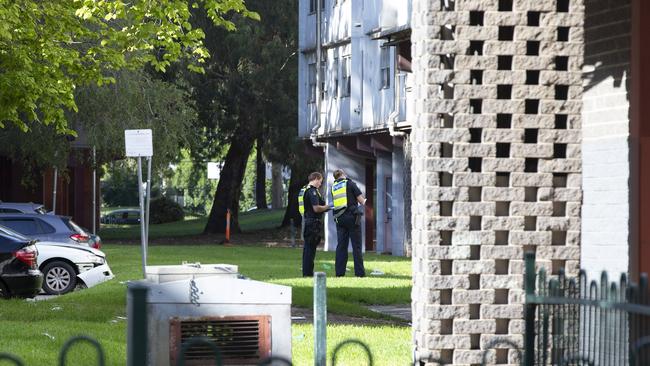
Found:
[333,169,345,180]
[308,172,323,181]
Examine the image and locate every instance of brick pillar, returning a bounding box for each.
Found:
[411,0,584,364]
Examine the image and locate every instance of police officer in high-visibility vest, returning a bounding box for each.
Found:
[299,172,331,277]
[330,169,366,277]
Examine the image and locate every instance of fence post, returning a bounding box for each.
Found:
[314,272,327,366]
[523,252,536,366]
[127,282,149,366]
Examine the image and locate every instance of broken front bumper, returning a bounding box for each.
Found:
[77,263,114,289]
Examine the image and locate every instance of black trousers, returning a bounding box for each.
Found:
[335,213,365,277]
[302,219,321,277]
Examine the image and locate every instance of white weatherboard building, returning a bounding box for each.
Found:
[298,0,413,255]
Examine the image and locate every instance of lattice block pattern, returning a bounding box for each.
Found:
[411,0,583,364]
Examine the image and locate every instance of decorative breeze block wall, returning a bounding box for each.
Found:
[411,0,584,364]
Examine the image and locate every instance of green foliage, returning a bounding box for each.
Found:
[240,147,258,211]
[0,0,257,134]
[0,71,198,184]
[102,163,139,207]
[73,71,198,172]
[182,0,299,167]
[149,196,185,224]
[167,149,219,215]
[102,160,162,207]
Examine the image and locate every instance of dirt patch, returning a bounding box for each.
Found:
[291,307,410,326]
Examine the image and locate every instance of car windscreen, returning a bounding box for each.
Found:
[63,218,87,234]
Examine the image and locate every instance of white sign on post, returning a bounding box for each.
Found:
[207,162,221,180]
[125,129,153,157]
[124,129,153,278]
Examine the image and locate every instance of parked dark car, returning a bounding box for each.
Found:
[0,214,101,249]
[100,209,140,225]
[0,225,43,298]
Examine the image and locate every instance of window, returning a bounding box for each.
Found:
[0,208,21,213]
[309,0,325,14]
[380,46,391,89]
[0,218,40,235]
[63,218,88,235]
[36,219,56,234]
[341,56,351,97]
[308,62,316,103]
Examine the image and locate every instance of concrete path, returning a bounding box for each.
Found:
[366,305,411,322]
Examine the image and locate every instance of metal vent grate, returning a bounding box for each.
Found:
[170,316,271,365]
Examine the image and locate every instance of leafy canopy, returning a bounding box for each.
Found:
[0,0,258,134]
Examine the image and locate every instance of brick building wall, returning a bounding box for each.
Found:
[411,0,584,364]
[581,0,631,279]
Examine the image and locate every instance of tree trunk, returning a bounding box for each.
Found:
[281,166,305,228]
[255,138,268,209]
[204,130,255,234]
[271,163,284,209]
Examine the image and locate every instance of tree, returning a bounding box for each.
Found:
[0,0,257,134]
[0,70,198,185]
[270,163,284,209]
[182,0,301,234]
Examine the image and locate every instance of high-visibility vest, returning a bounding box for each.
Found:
[331,179,348,218]
[298,185,322,216]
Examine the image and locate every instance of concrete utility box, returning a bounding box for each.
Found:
[127,267,292,366]
[145,263,238,284]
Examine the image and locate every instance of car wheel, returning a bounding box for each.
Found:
[42,261,77,295]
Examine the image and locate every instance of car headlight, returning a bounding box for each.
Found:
[83,254,105,264]
[78,264,94,273]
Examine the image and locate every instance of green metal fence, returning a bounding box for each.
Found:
[523,252,650,366]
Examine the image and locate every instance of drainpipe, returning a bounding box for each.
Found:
[311,0,327,148]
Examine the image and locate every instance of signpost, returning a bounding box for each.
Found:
[125,129,153,278]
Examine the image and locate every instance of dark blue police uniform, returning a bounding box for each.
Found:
[332,178,366,277]
[302,185,325,277]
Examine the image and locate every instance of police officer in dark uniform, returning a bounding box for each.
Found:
[330,169,366,277]
[299,172,330,277]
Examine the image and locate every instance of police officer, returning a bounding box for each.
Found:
[331,169,366,277]
[299,172,330,277]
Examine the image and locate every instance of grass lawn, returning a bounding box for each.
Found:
[98,208,285,240]
[0,245,412,365]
